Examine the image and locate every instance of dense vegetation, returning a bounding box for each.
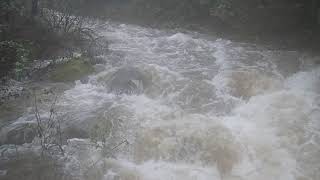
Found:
[72,0,320,51]
[80,0,319,29]
[0,0,97,80]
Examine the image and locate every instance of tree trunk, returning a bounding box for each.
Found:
[31,0,39,16]
[310,0,320,24]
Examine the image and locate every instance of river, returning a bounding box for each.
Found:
[4,21,320,180]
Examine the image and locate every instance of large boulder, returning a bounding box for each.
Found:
[0,122,37,145]
[106,66,149,95]
[62,126,90,143]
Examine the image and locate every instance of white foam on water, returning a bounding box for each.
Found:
[285,67,320,94]
[103,159,220,180]
[222,66,320,180]
[63,22,319,180]
[7,21,319,180]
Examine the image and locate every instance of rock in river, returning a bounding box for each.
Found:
[105,66,149,95]
[0,122,37,145]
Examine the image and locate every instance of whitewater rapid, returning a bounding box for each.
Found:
[42,22,320,180]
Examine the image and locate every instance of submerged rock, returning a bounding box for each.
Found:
[63,126,90,142]
[0,122,37,145]
[105,66,149,95]
[93,64,106,73]
[0,103,26,128]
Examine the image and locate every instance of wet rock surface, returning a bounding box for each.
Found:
[0,122,37,145]
[62,126,90,142]
[105,66,149,95]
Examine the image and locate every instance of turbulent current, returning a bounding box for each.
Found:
[5,21,320,180]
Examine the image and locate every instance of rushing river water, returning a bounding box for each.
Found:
[3,21,320,180]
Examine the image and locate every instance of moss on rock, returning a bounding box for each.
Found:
[49,57,94,82]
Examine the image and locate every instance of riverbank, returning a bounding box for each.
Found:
[77,0,320,54]
[113,15,320,55]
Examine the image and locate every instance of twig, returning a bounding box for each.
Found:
[33,91,64,156]
[83,138,129,175]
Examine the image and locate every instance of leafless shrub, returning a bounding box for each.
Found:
[38,0,95,40]
[40,9,85,35]
[86,111,129,176]
[83,138,129,178]
[38,6,108,59]
[33,92,64,156]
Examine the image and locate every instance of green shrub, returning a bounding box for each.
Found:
[0,40,33,79]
